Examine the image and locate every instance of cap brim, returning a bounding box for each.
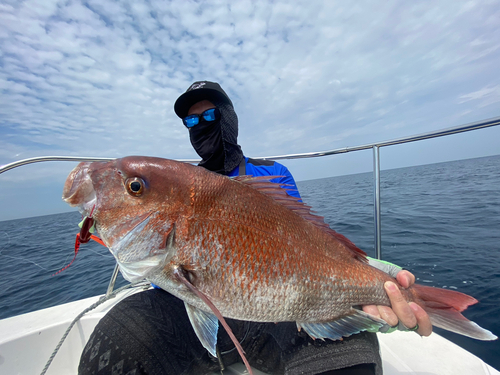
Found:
[174,88,231,118]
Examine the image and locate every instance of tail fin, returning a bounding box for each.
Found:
[411,284,497,341]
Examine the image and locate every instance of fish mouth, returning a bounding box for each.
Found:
[62,162,96,216]
[63,160,173,283]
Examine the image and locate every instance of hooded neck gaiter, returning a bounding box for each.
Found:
[189,99,244,175]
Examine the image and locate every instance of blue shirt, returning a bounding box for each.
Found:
[227,157,301,199]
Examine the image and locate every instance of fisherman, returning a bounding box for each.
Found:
[79,81,432,375]
[173,81,301,197]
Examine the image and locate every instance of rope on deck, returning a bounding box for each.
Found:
[40,281,149,375]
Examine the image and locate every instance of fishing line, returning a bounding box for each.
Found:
[0,231,51,271]
[0,231,83,274]
[52,253,74,273]
[85,246,113,259]
[0,249,51,271]
[220,322,251,355]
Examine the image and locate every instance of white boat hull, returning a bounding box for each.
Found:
[0,287,498,375]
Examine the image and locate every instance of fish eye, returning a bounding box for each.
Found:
[125,177,145,196]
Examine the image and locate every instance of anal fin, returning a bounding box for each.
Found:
[297,309,386,340]
[184,302,219,357]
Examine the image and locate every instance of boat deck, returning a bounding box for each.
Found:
[0,286,498,375]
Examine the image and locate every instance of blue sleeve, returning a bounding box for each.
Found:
[232,158,302,199]
[271,163,301,199]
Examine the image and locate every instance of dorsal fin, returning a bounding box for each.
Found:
[232,175,367,262]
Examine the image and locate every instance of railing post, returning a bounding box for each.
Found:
[106,263,120,297]
[373,146,382,259]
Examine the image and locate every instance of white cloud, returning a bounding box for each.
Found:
[1,0,500,220]
[459,85,500,107]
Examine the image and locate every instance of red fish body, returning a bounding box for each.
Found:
[62,156,496,355]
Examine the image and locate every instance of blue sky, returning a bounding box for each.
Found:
[1,0,500,221]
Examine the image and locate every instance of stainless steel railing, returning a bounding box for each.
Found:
[253,115,500,260]
[2,115,500,294]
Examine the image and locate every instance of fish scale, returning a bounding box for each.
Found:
[178,191,392,323]
[62,156,496,359]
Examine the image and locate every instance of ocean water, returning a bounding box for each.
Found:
[1,155,499,370]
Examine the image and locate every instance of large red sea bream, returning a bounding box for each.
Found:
[62,156,496,369]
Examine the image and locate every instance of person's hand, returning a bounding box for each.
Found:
[362,270,432,336]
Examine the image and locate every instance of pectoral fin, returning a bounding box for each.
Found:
[184,302,219,357]
[297,309,386,340]
[174,266,253,375]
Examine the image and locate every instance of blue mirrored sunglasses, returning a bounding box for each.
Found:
[183,108,220,128]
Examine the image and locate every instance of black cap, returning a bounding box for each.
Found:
[174,81,233,118]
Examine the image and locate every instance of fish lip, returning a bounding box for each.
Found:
[62,162,96,215]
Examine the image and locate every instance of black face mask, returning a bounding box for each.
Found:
[189,118,225,174]
[188,99,243,175]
